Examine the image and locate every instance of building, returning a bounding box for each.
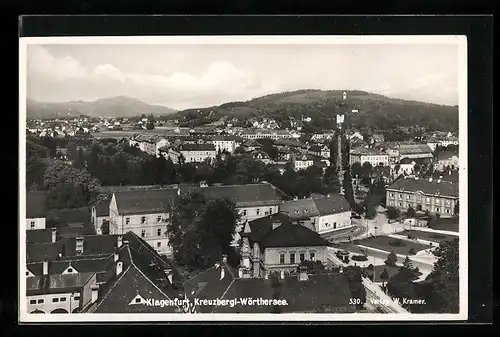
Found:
[385,176,459,217]
[26,191,47,231]
[129,134,169,157]
[239,129,294,141]
[369,134,385,144]
[92,199,111,235]
[26,231,186,314]
[349,147,390,167]
[183,250,355,313]
[241,139,262,152]
[108,183,283,254]
[279,195,352,234]
[179,143,217,163]
[207,136,237,154]
[239,213,329,277]
[292,153,315,171]
[391,144,434,161]
[436,150,459,171]
[253,150,273,164]
[309,144,330,159]
[392,157,416,176]
[347,131,364,142]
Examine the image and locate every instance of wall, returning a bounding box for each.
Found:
[263,245,327,272]
[27,291,82,314]
[386,189,457,217]
[26,217,46,230]
[317,212,352,234]
[119,212,172,254]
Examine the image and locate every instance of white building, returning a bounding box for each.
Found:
[349,147,390,167]
[279,194,352,235]
[292,153,315,171]
[208,136,236,154]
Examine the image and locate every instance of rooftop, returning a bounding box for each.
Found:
[279,194,351,219]
[26,191,47,219]
[387,176,459,197]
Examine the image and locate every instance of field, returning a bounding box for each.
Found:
[398,230,458,243]
[353,235,432,255]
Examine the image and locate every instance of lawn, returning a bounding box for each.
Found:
[353,235,432,255]
[427,217,459,232]
[398,230,458,243]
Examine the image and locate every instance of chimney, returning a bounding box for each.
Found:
[298,265,309,281]
[116,261,123,276]
[91,285,99,304]
[220,265,225,280]
[222,254,227,263]
[117,235,123,248]
[51,227,57,243]
[280,269,285,279]
[272,220,282,231]
[164,268,173,284]
[75,237,84,255]
[42,260,49,275]
[114,251,119,262]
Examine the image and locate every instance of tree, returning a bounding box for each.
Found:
[344,266,367,310]
[343,170,356,208]
[361,162,373,180]
[425,239,459,313]
[234,146,246,154]
[365,203,377,219]
[407,206,416,218]
[385,251,398,267]
[402,255,413,271]
[166,192,240,271]
[297,260,325,274]
[73,148,86,169]
[350,162,363,178]
[380,267,389,287]
[386,206,401,220]
[323,166,341,193]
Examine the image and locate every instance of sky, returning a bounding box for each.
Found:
[26,42,460,110]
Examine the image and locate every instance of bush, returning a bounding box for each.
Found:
[385,251,398,266]
[367,264,374,270]
[352,255,368,262]
[408,248,416,255]
[389,239,406,247]
[407,235,415,240]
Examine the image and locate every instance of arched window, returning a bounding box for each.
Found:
[50,308,69,314]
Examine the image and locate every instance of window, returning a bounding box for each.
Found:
[279,254,285,264]
[157,228,162,236]
[30,221,35,229]
[333,222,337,229]
[398,202,402,206]
[60,297,66,302]
[52,298,59,303]
[141,216,146,224]
[256,209,260,215]
[407,195,411,200]
[30,299,36,304]
[141,230,146,238]
[269,208,273,214]
[242,210,247,216]
[446,209,450,214]
[299,253,305,262]
[125,217,130,225]
[135,298,141,303]
[426,197,430,203]
[26,271,29,276]
[436,208,440,213]
[310,252,316,261]
[157,242,161,248]
[390,193,394,197]
[37,299,44,304]
[399,194,402,199]
[157,216,162,223]
[67,268,73,273]
[74,296,80,301]
[289,253,296,264]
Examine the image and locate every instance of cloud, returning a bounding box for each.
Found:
[27,46,275,109]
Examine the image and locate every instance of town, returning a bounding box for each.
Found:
[24,91,460,315]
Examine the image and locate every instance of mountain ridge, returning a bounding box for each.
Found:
[26,96,177,118]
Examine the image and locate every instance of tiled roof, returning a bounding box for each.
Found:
[27,272,95,296]
[114,189,178,215]
[261,222,329,248]
[27,256,113,276]
[213,273,355,313]
[394,144,433,155]
[350,147,387,156]
[93,199,110,217]
[86,232,185,313]
[47,207,92,225]
[180,143,216,151]
[26,226,95,244]
[280,194,351,219]
[183,261,238,313]
[26,191,47,218]
[387,177,459,197]
[26,234,121,263]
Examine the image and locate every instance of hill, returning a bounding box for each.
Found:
[26,96,177,119]
[167,90,458,131]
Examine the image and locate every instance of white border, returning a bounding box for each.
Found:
[19,35,468,323]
